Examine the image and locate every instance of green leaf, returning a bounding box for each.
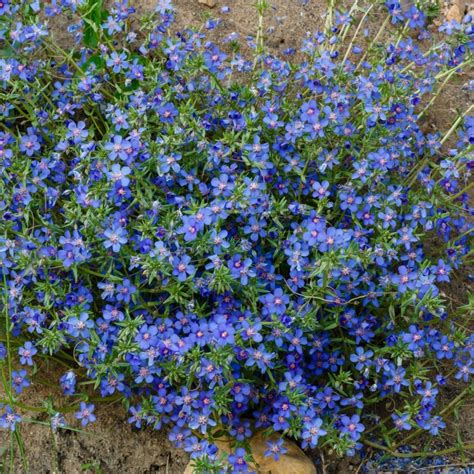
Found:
[80,53,106,72]
[82,0,106,49]
[0,47,15,59]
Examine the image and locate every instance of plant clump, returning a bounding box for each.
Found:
[0,0,473,471]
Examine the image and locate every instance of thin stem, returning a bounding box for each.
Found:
[441,105,473,145]
[325,0,335,36]
[406,104,474,185]
[392,384,474,450]
[394,20,409,49]
[400,44,445,74]
[355,14,390,72]
[436,58,472,80]
[0,399,45,413]
[341,4,375,66]
[447,181,474,201]
[363,439,474,458]
[252,0,267,71]
[330,0,360,54]
[418,65,463,119]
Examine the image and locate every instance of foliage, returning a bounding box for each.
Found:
[0,0,473,471]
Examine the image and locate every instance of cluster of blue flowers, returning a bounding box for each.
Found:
[0,0,473,470]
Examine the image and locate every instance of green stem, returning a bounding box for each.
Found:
[394,20,409,49]
[354,14,390,72]
[325,0,335,36]
[436,58,473,80]
[406,104,474,186]
[363,439,474,458]
[341,4,375,66]
[0,399,44,413]
[253,0,267,70]
[330,0,360,54]
[78,266,109,279]
[392,384,474,450]
[418,65,463,119]
[447,181,474,201]
[441,105,473,146]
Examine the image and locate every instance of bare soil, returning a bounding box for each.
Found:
[1,363,188,473]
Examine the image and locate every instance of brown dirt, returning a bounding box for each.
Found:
[0,362,189,473]
[4,1,474,473]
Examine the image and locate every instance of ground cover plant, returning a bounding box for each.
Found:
[0,0,473,472]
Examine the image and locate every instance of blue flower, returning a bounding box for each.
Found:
[51,412,67,431]
[211,174,234,197]
[260,288,289,316]
[60,371,77,395]
[116,278,136,304]
[11,369,30,394]
[18,341,37,366]
[425,415,446,436]
[67,313,94,339]
[19,131,40,156]
[66,121,88,144]
[340,414,365,441]
[312,180,330,199]
[106,52,129,73]
[401,325,425,352]
[228,254,255,285]
[189,413,216,434]
[177,216,201,242]
[455,361,474,382]
[245,345,274,373]
[173,255,195,282]
[102,16,122,35]
[386,366,409,393]
[75,402,96,426]
[0,406,21,431]
[156,0,174,13]
[157,103,178,124]
[264,438,287,461]
[183,436,218,460]
[104,135,129,161]
[392,266,417,293]
[106,164,131,187]
[392,413,411,431]
[103,226,128,252]
[350,347,374,371]
[228,447,249,472]
[301,418,327,448]
[404,5,425,29]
